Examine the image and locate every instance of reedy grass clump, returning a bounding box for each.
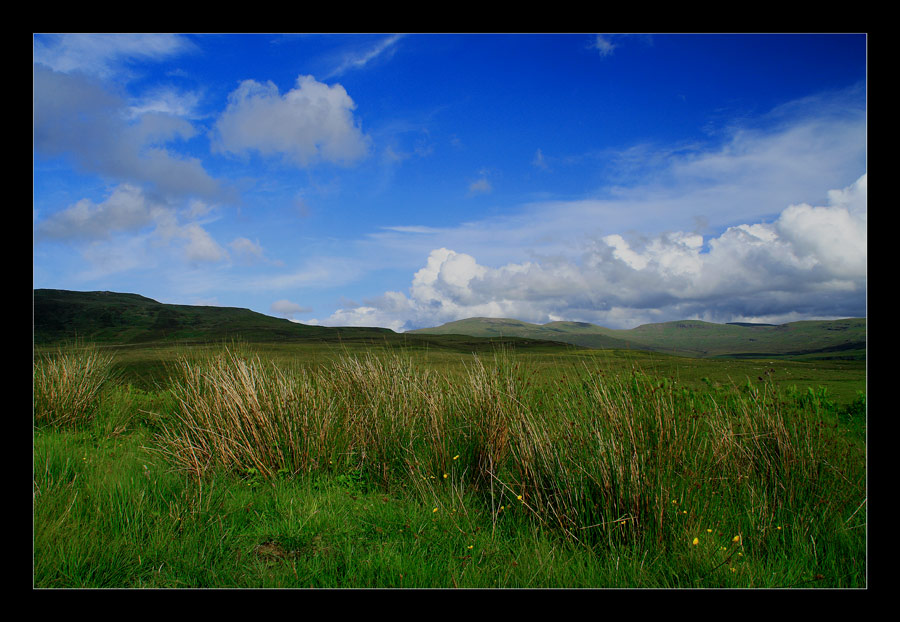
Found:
[33,346,116,430]
[152,347,865,565]
[153,348,338,481]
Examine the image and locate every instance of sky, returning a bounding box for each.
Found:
[33,33,867,331]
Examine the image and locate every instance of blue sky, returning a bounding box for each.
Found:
[33,33,867,330]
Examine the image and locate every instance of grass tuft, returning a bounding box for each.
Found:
[33,346,116,431]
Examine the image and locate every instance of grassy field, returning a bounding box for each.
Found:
[33,341,866,588]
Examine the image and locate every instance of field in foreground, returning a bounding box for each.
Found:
[33,343,866,588]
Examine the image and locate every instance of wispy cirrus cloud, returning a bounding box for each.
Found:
[33,33,196,79]
[126,85,204,120]
[324,34,405,78]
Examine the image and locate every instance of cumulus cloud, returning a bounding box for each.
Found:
[322,175,867,330]
[35,183,230,272]
[358,90,865,294]
[34,184,159,241]
[212,75,371,168]
[33,65,223,201]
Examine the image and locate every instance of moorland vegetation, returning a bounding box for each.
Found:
[33,291,866,588]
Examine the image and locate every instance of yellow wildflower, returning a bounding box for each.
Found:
[453,455,460,460]
[692,537,699,546]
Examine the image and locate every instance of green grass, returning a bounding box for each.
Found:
[33,343,866,588]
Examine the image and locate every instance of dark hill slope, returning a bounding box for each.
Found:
[34,289,356,344]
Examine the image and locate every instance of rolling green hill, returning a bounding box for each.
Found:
[34,289,866,360]
[408,316,866,360]
[32,289,574,353]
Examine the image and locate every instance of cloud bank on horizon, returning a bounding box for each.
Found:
[329,173,866,330]
[33,33,867,330]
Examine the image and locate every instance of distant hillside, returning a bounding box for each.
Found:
[32,289,576,353]
[33,290,866,359]
[408,316,867,360]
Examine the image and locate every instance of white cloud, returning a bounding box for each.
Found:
[33,33,195,79]
[76,233,157,281]
[212,75,371,168]
[35,183,230,274]
[126,86,203,120]
[348,91,866,331]
[180,224,227,263]
[381,225,443,234]
[368,89,866,273]
[248,256,368,292]
[34,184,158,241]
[467,169,493,195]
[322,174,867,330]
[270,299,313,319]
[591,35,618,57]
[773,175,867,279]
[325,34,405,78]
[33,65,224,201]
[229,237,265,263]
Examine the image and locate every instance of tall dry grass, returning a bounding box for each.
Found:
[154,349,336,480]
[153,347,863,549]
[33,346,115,430]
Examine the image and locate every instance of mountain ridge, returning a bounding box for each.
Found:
[407,315,866,360]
